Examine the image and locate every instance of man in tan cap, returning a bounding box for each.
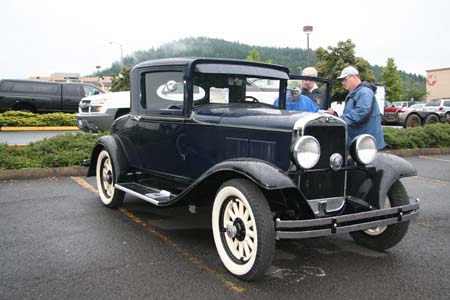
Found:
[301,67,323,105]
[328,66,385,149]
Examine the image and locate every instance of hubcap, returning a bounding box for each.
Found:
[222,198,256,263]
[101,157,114,197]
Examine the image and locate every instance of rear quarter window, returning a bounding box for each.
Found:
[10,81,58,94]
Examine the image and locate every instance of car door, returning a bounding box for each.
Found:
[62,84,84,112]
[128,68,189,182]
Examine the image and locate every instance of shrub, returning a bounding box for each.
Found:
[0,111,76,127]
[383,123,450,149]
[0,132,108,170]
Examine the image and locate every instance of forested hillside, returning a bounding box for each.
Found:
[100,37,425,99]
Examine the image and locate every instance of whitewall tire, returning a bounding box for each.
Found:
[96,149,124,208]
[212,179,274,281]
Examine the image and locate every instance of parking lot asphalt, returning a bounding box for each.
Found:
[1,155,450,299]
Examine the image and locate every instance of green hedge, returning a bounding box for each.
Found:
[0,111,76,126]
[383,123,450,149]
[0,132,107,170]
[1,123,449,170]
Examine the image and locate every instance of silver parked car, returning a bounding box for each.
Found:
[423,99,450,122]
[76,91,130,132]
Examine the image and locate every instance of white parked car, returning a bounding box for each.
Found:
[76,91,130,132]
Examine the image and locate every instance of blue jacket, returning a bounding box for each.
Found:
[341,85,385,149]
[273,94,319,112]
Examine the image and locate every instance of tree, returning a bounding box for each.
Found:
[246,48,273,64]
[381,58,403,101]
[111,66,131,92]
[315,39,375,102]
[246,48,261,62]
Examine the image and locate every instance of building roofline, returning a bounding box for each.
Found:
[426,67,450,72]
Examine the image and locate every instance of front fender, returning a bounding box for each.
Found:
[371,153,416,207]
[86,135,129,179]
[200,158,297,190]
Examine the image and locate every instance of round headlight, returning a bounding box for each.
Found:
[292,136,320,169]
[350,134,377,165]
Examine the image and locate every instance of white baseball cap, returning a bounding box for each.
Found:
[337,66,359,80]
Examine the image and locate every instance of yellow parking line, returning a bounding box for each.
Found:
[413,176,450,185]
[70,176,245,294]
[418,155,450,163]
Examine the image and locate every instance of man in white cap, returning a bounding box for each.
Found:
[327,66,385,149]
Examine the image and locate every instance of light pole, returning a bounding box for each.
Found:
[96,65,101,84]
[109,41,123,66]
[303,25,313,66]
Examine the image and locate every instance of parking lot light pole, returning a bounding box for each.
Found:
[303,26,313,66]
[109,41,123,67]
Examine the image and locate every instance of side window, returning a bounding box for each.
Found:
[11,82,58,94]
[63,84,83,97]
[0,81,14,91]
[143,71,184,112]
[83,85,101,96]
[443,101,450,107]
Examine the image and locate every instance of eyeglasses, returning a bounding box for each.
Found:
[342,75,352,83]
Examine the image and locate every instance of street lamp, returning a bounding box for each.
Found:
[96,65,101,84]
[109,41,123,66]
[303,25,313,66]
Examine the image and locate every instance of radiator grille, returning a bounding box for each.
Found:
[299,124,346,199]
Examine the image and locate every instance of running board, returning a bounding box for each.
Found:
[115,182,176,206]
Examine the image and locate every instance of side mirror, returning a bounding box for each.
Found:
[94,90,100,95]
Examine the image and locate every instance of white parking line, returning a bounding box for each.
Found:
[418,155,450,163]
[70,176,245,294]
[413,176,450,185]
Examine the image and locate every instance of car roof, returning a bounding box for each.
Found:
[133,57,290,75]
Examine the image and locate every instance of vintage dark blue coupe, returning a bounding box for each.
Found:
[87,58,419,280]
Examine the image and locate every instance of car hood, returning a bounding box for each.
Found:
[82,91,130,101]
[192,105,318,131]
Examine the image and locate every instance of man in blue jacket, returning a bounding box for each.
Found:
[273,87,319,112]
[328,66,385,150]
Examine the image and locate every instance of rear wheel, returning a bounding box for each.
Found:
[425,114,439,125]
[445,112,450,123]
[212,178,275,281]
[350,180,410,251]
[404,114,421,128]
[96,149,124,208]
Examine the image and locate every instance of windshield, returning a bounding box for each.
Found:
[409,103,424,109]
[425,99,440,106]
[392,102,405,107]
[192,73,280,107]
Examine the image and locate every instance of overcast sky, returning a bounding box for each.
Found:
[2,0,449,79]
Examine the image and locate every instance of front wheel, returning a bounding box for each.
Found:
[350,180,410,251]
[212,179,274,281]
[96,149,124,208]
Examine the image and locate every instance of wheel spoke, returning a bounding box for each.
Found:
[243,240,251,259]
[239,201,245,217]
[226,206,236,220]
[246,227,256,238]
[245,236,255,251]
[232,202,239,217]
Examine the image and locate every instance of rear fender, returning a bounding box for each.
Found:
[87,135,129,180]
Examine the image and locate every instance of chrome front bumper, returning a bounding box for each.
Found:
[275,199,419,239]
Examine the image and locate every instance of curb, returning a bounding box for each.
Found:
[382,147,450,157]
[0,126,79,131]
[0,166,87,181]
[0,148,449,181]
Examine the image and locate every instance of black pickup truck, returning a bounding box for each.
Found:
[0,79,104,113]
